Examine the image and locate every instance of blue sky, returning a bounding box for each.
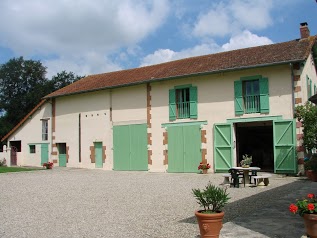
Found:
[0,0,316,78]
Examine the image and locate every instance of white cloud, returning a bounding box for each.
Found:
[0,0,169,76]
[193,3,232,37]
[229,0,273,30]
[140,31,272,66]
[222,30,273,51]
[44,53,122,79]
[193,0,273,38]
[140,43,221,66]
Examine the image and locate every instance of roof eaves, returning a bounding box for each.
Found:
[1,99,47,142]
[44,58,305,99]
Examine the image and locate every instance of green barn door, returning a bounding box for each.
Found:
[113,124,147,171]
[168,125,201,173]
[168,126,184,172]
[214,123,233,172]
[94,142,103,168]
[273,120,296,174]
[113,125,130,170]
[183,125,201,172]
[58,143,67,167]
[130,124,148,171]
[40,144,49,165]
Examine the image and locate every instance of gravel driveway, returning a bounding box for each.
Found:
[0,168,309,238]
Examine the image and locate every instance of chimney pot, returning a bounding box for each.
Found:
[300,22,310,39]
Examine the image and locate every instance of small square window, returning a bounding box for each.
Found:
[29,145,36,154]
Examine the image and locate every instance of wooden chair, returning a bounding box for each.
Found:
[249,170,258,184]
[228,169,245,188]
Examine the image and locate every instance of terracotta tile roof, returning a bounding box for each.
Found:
[45,36,316,98]
[1,99,47,142]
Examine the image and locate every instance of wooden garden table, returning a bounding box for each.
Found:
[231,166,261,184]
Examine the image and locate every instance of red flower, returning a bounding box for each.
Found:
[308,194,315,199]
[289,204,298,214]
[307,203,315,211]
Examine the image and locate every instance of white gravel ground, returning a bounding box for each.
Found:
[0,168,310,238]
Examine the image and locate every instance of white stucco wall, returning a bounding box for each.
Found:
[300,53,317,103]
[54,91,111,169]
[112,85,147,124]
[6,102,52,167]
[149,64,294,172]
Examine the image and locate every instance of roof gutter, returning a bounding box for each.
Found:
[44,59,305,99]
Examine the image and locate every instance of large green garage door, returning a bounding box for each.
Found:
[168,125,201,173]
[113,124,148,171]
[273,120,296,174]
[214,123,233,172]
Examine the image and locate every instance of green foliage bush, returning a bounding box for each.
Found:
[295,102,317,151]
[192,183,230,213]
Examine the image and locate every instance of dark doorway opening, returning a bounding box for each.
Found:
[10,141,21,152]
[236,121,274,172]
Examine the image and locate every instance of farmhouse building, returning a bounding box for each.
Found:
[1,23,317,174]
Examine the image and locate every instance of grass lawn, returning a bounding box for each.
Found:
[0,166,43,173]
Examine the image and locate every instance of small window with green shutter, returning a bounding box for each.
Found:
[29,145,36,154]
[234,75,269,115]
[169,85,197,120]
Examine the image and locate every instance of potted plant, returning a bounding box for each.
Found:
[310,154,317,182]
[304,158,313,180]
[192,182,230,238]
[240,154,252,168]
[289,193,317,237]
[198,162,211,174]
[42,162,53,169]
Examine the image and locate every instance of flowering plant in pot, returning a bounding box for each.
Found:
[289,193,317,238]
[198,162,210,174]
[42,162,53,169]
[240,154,252,168]
[192,182,230,238]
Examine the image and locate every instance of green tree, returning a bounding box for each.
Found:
[0,57,83,141]
[0,57,48,128]
[50,70,83,91]
[295,102,317,152]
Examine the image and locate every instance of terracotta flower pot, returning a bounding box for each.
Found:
[303,214,317,238]
[311,172,317,182]
[202,169,208,174]
[195,210,224,238]
[306,170,313,180]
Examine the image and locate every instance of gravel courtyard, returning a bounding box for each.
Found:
[0,168,312,238]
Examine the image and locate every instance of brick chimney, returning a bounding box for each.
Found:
[300,22,310,39]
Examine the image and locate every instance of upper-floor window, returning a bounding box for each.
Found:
[307,75,312,99]
[243,80,260,113]
[234,75,269,115]
[42,120,48,141]
[169,85,197,121]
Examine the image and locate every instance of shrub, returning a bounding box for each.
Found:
[0,158,6,167]
[192,182,230,214]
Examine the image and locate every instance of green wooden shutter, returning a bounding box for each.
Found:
[259,77,269,113]
[189,86,198,119]
[169,89,176,121]
[314,84,316,95]
[234,80,244,115]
